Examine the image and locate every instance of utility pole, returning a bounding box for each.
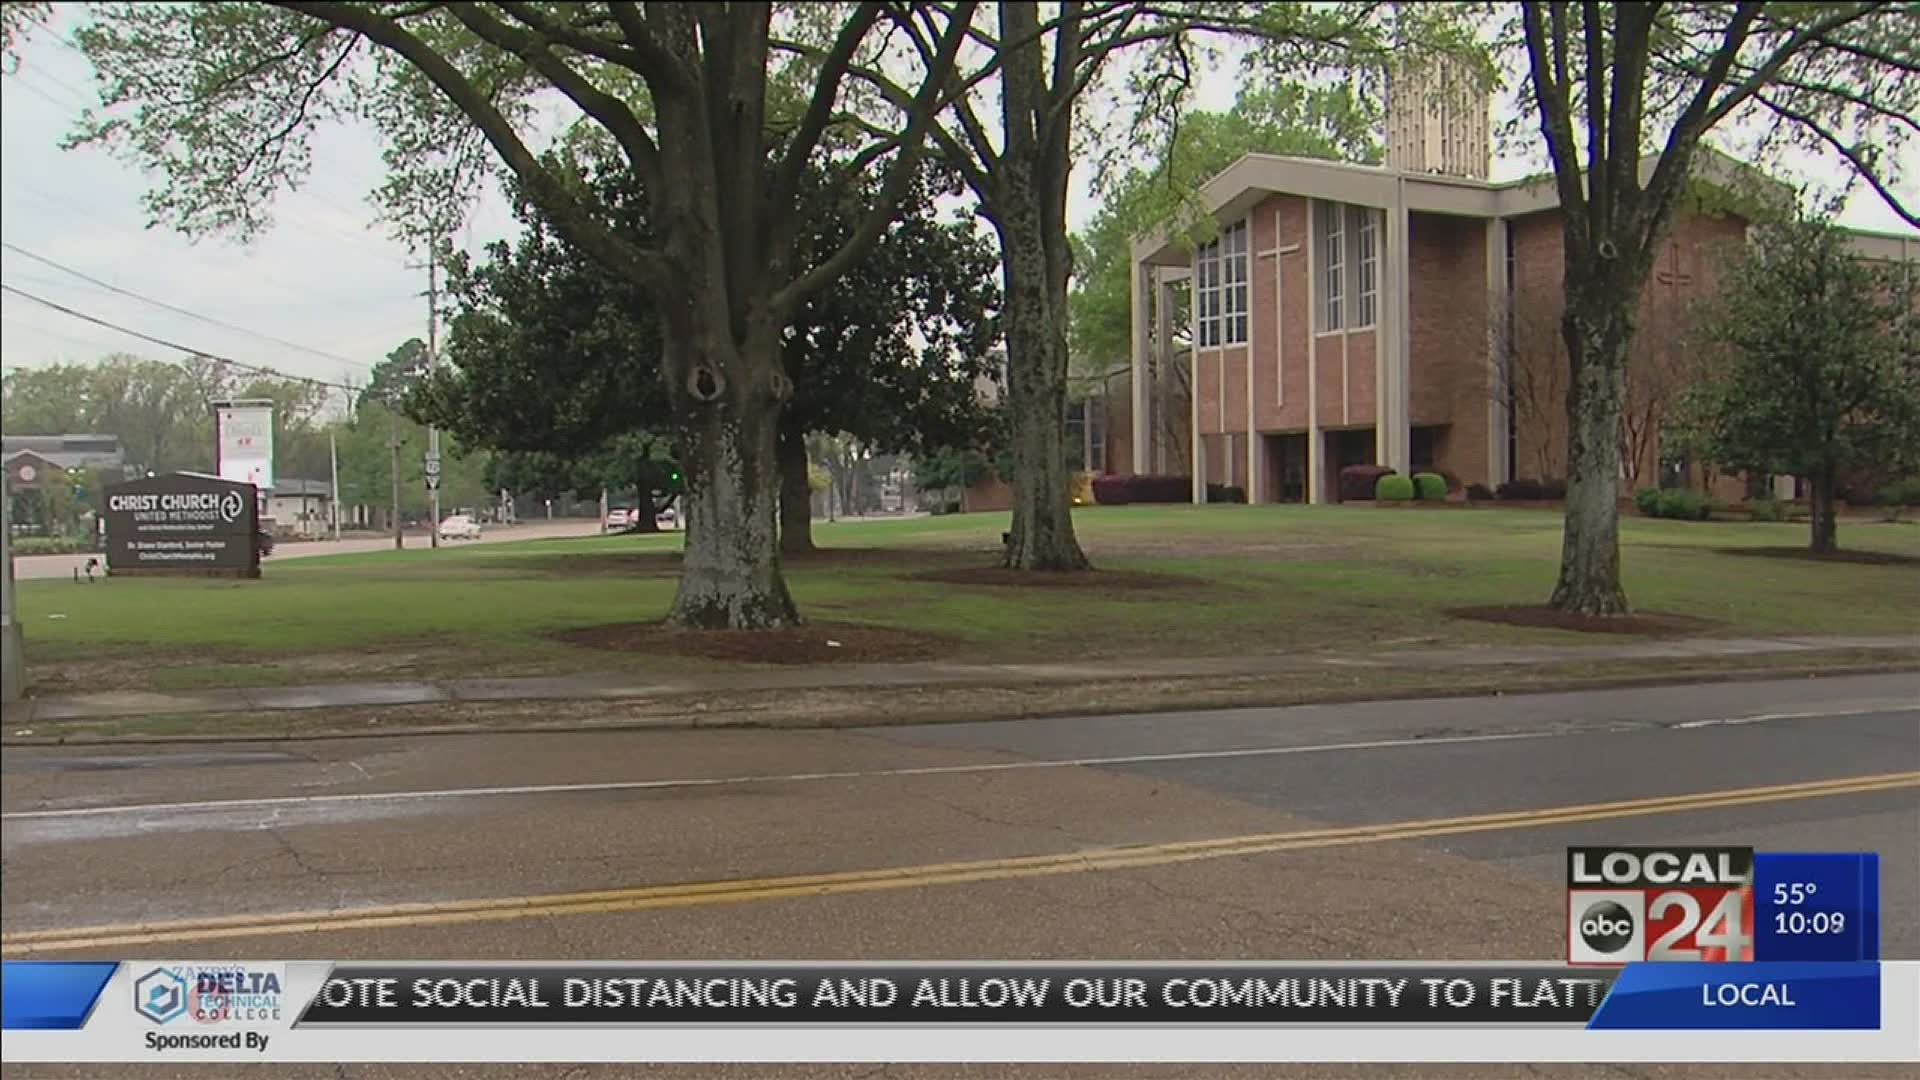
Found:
[1,468,23,705]
[425,236,443,548]
[328,430,342,542]
[390,409,404,550]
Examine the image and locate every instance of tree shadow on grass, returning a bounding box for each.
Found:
[1711,546,1920,568]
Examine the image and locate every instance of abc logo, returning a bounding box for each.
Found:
[1579,900,1637,954]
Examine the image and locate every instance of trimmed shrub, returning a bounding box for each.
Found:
[1497,478,1567,501]
[1205,483,1246,504]
[11,536,94,555]
[1339,464,1396,502]
[1747,497,1789,522]
[1412,472,1448,501]
[1637,489,1710,521]
[1375,474,1415,501]
[1875,476,1920,506]
[1466,483,1494,501]
[1091,473,1191,505]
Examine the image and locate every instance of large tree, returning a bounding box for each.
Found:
[799,3,1444,570]
[1513,2,1919,614]
[417,149,999,555]
[1690,213,1920,553]
[60,1,978,628]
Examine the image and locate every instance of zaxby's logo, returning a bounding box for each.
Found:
[133,965,283,1025]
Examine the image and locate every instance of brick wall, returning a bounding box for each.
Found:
[1408,212,1492,483]
[1509,206,1750,491]
[1251,195,1313,433]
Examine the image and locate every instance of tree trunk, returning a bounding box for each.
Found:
[666,335,800,630]
[997,216,1090,571]
[1810,468,1837,554]
[1549,294,1633,616]
[777,427,814,556]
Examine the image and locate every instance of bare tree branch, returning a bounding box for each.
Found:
[770,0,981,321]
[441,3,664,194]
[276,1,669,293]
[769,3,884,217]
[1752,90,1920,228]
[1521,2,1591,232]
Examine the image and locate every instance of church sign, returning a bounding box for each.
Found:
[103,472,261,577]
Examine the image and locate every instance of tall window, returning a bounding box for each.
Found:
[1193,218,1250,346]
[1319,200,1344,331]
[1195,235,1222,347]
[1353,206,1378,327]
[1221,219,1249,344]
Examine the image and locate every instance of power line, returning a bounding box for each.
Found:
[1,281,359,393]
[2,72,83,113]
[3,240,373,370]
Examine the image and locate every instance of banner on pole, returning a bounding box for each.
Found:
[214,402,275,491]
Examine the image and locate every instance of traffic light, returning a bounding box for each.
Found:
[667,467,683,494]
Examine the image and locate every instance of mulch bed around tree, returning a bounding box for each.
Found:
[1446,606,1719,636]
[1713,546,1920,567]
[552,621,950,664]
[905,566,1196,591]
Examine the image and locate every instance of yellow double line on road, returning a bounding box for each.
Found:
[6,770,1914,955]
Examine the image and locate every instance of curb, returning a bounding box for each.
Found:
[5,659,1914,748]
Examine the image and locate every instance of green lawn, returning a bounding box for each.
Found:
[13,505,1917,694]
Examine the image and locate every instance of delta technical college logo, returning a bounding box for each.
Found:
[133,965,284,1025]
[1567,846,1754,964]
[134,968,189,1024]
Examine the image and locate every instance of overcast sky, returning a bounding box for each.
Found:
[2,11,1914,395]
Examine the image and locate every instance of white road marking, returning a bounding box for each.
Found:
[5,703,1912,823]
[1670,704,1916,729]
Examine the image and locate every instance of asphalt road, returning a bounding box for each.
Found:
[8,519,606,580]
[2,673,1916,1078]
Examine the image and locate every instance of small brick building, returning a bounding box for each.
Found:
[1123,66,1916,505]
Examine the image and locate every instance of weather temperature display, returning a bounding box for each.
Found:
[1752,854,1879,962]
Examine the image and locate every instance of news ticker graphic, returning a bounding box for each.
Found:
[1566,847,1881,965]
[5,960,1914,1063]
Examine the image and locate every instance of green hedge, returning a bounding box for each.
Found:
[1876,477,1920,507]
[1375,474,1415,502]
[11,536,95,555]
[1747,498,1790,522]
[1412,472,1448,501]
[1633,488,1710,521]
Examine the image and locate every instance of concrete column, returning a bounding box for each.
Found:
[1379,189,1412,473]
[1246,282,1262,503]
[1485,216,1510,489]
[1190,272,1204,504]
[1155,277,1174,474]
[1129,256,1151,475]
[1305,199,1324,504]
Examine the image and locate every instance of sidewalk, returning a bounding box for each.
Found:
[4,633,1913,727]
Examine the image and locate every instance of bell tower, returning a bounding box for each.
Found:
[1385,55,1490,179]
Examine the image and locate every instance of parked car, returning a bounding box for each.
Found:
[605,508,632,529]
[438,514,482,541]
[655,506,677,527]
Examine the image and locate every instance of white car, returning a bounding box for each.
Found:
[438,514,482,540]
[655,506,677,528]
[605,508,633,529]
